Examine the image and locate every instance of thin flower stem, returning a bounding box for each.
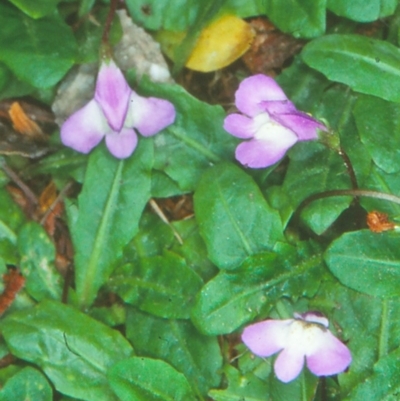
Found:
[338,147,358,190]
[295,189,400,218]
[378,298,389,359]
[101,0,119,47]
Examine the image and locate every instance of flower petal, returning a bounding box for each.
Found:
[274,112,327,141]
[94,60,131,132]
[306,330,352,377]
[235,74,288,117]
[242,319,292,357]
[61,99,108,154]
[261,100,297,115]
[127,91,176,137]
[223,113,255,139]
[235,125,298,168]
[274,345,305,383]
[105,128,138,159]
[295,311,329,328]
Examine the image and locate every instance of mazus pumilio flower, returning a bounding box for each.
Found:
[61,59,176,159]
[224,74,327,168]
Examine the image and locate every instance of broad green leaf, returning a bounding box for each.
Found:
[0,3,77,89]
[354,94,400,174]
[194,163,284,270]
[343,348,400,400]
[75,9,122,63]
[123,212,175,264]
[315,282,400,394]
[134,78,237,191]
[126,0,263,31]
[23,148,87,183]
[7,0,61,18]
[209,365,269,401]
[171,218,218,281]
[126,308,222,395]
[0,367,52,401]
[1,300,134,401]
[192,250,323,335]
[109,251,203,319]
[17,223,62,302]
[108,357,197,401]
[265,0,326,38]
[72,141,153,308]
[0,187,26,264]
[302,34,400,103]
[324,230,400,298]
[283,142,352,235]
[327,0,397,22]
[0,188,26,243]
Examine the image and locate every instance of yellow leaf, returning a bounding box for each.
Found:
[186,15,255,72]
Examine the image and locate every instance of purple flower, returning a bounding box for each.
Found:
[224,74,327,168]
[61,60,176,159]
[242,312,352,383]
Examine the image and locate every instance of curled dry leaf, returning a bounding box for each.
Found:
[0,269,25,316]
[367,210,396,233]
[242,18,304,74]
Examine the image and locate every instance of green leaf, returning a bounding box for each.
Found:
[327,0,397,22]
[123,212,174,263]
[283,142,352,235]
[209,365,269,401]
[192,250,323,335]
[194,163,284,270]
[343,347,400,400]
[354,94,400,174]
[1,300,134,401]
[7,0,61,18]
[18,222,63,302]
[324,230,400,298]
[0,3,77,88]
[23,148,87,183]
[0,367,52,401]
[302,34,400,103]
[0,189,25,245]
[134,77,237,191]
[358,164,400,218]
[108,357,197,401]
[126,308,222,396]
[265,0,326,38]
[171,218,218,281]
[110,251,203,319]
[72,141,153,308]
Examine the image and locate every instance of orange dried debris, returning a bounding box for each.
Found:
[0,269,25,316]
[8,101,45,139]
[367,211,396,233]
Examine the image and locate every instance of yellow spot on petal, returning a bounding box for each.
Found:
[186,15,255,72]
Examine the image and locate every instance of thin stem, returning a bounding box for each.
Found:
[40,181,74,226]
[1,160,38,206]
[338,147,358,190]
[101,0,119,48]
[296,188,400,218]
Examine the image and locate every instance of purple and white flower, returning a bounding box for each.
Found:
[61,59,176,159]
[242,312,352,383]
[224,74,327,168]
